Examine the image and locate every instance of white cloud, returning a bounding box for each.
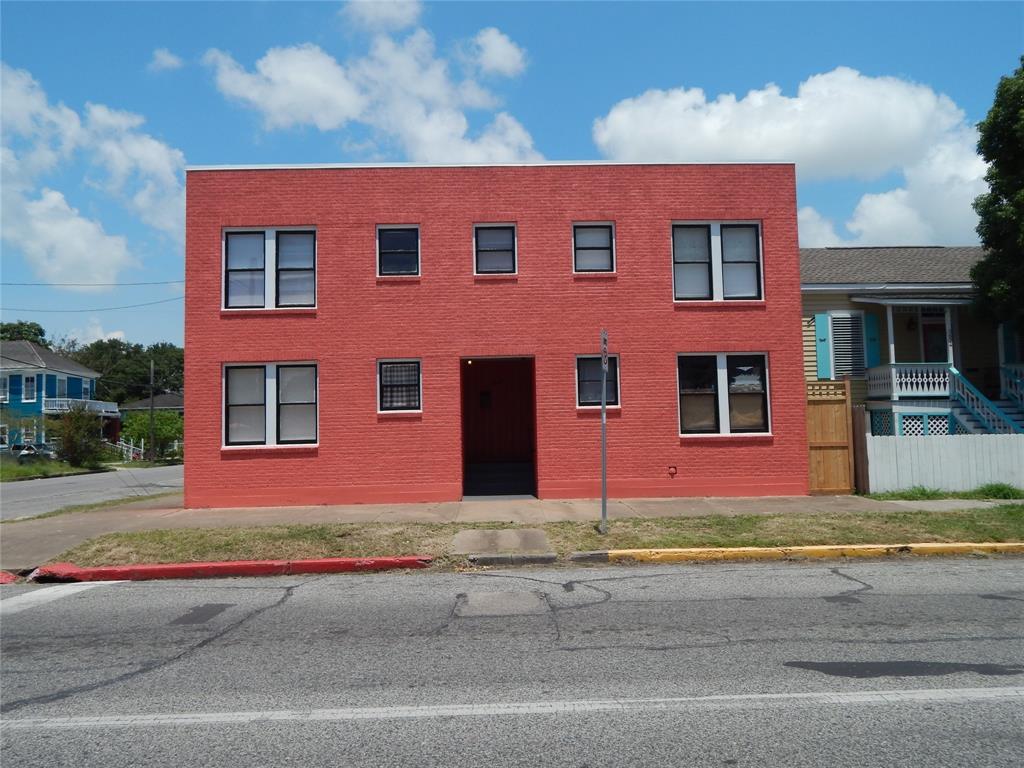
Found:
[341,0,421,31]
[0,63,185,288]
[471,28,526,78]
[202,45,364,131]
[69,318,126,344]
[594,67,985,246]
[204,28,540,163]
[148,48,184,72]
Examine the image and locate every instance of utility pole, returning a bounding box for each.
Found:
[148,358,156,462]
[599,329,609,534]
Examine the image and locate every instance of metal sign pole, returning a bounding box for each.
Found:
[600,329,608,534]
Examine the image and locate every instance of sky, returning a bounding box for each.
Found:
[1,1,1020,346]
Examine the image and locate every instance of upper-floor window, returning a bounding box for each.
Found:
[0,376,7,403]
[22,375,36,402]
[57,377,68,398]
[573,224,614,273]
[378,360,422,412]
[678,353,769,435]
[475,225,516,274]
[224,363,318,446]
[224,228,317,310]
[672,222,762,301]
[576,355,619,407]
[378,227,420,276]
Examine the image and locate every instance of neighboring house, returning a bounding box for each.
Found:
[800,246,1024,436]
[119,392,185,414]
[185,161,809,508]
[0,340,120,448]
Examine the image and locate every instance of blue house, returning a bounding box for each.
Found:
[0,340,119,448]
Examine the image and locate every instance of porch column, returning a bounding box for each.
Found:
[944,306,954,365]
[886,304,898,400]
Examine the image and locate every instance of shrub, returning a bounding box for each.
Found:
[55,406,105,467]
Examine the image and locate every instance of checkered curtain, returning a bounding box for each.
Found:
[381,363,420,409]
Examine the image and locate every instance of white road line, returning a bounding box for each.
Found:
[0,582,122,616]
[4,687,1022,730]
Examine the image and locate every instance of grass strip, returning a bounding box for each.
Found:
[54,504,1024,567]
[0,459,109,482]
[867,483,1024,501]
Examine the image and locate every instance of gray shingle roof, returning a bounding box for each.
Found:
[120,392,184,411]
[0,340,102,378]
[800,246,984,285]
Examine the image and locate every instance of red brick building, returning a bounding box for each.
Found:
[184,162,808,508]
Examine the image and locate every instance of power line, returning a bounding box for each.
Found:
[1,296,184,313]
[2,279,184,286]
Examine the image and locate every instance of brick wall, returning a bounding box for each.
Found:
[185,163,809,507]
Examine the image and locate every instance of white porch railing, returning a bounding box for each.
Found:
[1001,364,1024,406]
[43,398,120,417]
[866,363,950,400]
[950,366,1023,435]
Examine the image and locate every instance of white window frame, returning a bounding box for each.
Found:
[376,225,421,278]
[572,222,616,274]
[677,352,771,436]
[0,424,7,447]
[575,354,621,409]
[22,374,36,402]
[828,310,867,380]
[473,223,518,276]
[377,358,423,414]
[221,362,319,448]
[222,227,317,311]
[56,376,68,398]
[23,422,37,444]
[0,376,7,403]
[671,221,764,303]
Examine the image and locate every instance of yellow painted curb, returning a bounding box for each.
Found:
[605,542,1024,564]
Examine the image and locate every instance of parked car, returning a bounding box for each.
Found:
[15,444,58,464]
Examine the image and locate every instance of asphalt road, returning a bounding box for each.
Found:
[2,559,1022,767]
[0,464,183,520]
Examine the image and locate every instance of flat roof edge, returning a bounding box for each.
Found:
[186,160,795,172]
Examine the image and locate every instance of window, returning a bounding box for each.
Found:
[23,375,36,402]
[721,225,761,299]
[378,360,421,412]
[225,232,266,308]
[225,366,266,445]
[224,364,318,446]
[475,226,516,274]
[0,376,7,403]
[671,222,762,302]
[57,377,67,398]
[378,227,420,276]
[678,353,769,435]
[276,232,316,307]
[830,312,866,378]
[277,365,318,444]
[573,225,614,272]
[23,424,36,444]
[672,225,712,300]
[0,425,7,447]
[576,356,619,407]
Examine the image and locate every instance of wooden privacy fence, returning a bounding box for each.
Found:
[863,434,1024,493]
[806,379,854,494]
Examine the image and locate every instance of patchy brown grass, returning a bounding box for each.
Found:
[53,505,1024,567]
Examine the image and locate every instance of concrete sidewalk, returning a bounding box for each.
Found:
[0,491,1000,571]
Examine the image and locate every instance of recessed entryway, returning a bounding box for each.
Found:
[460,356,537,498]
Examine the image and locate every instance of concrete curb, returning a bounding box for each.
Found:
[466,552,558,566]
[571,542,1024,564]
[0,571,18,584]
[28,556,434,583]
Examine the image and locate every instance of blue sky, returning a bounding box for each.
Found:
[2,1,1020,346]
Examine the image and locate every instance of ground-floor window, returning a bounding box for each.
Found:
[378,360,422,412]
[22,423,37,444]
[576,355,619,407]
[224,363,318,446]
[678,353,769,435]
[0,424,7,447]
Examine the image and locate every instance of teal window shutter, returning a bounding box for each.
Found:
[814,313,832,379]
[864,313,881,368]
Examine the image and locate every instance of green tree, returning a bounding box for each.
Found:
[62,339,184,404]
[121,411,183,458]
[1,321,48,346]
[971,55,1024,333]
[55,406,105,467]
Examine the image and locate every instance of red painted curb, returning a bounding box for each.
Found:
[29,556,434,583]
[0,571,18,584]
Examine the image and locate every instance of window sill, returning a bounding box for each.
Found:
[376,276,421,284]
[673,300,766,310]
[576,405,621,413]
[220,444,319,458]
[474,274,518,283]
[220,308,317,318]
[572,272,617,281]
[377,411,423,421]
[678,433,773,444]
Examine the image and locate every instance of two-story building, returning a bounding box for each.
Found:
[184,162,809,508]
[0,340,120,448]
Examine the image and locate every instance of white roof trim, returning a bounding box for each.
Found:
[187,160,794,172]
[802,283,974,292]
[850,296,974,306]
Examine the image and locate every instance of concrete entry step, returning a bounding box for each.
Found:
[450,528,552,556]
